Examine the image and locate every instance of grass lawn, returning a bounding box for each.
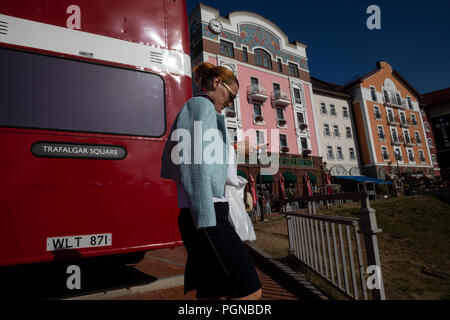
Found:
[252,195,450,300]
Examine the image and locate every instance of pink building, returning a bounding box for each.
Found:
[188,4,319,158]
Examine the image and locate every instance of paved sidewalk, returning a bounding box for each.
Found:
[109,246,300,300]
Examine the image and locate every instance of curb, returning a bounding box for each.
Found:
[246,243,329,301]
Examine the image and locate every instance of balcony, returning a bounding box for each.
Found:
[302,149,312,156]
[391,134,403,146]
[383,94,407,109]
[387,115,400,126]
[404,137,415,147]
[271,90,290,108]
[247,84,268,103]
[400,118,411,128]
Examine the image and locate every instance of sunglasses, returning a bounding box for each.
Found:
[222,81,237,102]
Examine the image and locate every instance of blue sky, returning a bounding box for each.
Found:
[186,0,450,94]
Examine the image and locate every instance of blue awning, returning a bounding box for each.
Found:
[336,176,392,185]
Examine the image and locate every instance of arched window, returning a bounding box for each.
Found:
[254,49,272,70]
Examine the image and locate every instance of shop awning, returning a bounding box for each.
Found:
[237,170,247,179]
[307,172,317,182]
[257,174,273,183]
[337,176,392,185]
[282,172,297,183]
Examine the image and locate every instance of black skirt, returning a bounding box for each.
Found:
[178,202,261,299]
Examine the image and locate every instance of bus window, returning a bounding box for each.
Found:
[0,48,166,137]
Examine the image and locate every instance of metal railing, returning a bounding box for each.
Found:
[286,192,385,300]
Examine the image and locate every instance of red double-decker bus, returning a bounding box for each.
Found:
[0,0,191,266]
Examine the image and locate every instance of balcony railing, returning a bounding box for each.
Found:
[247,84,268,103]
[404,136,415,146]
[400,118,411,128]
[271,90,290,108]
[391,134,403,146]
[387,115,400,125]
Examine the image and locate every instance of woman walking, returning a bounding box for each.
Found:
[160,63,261,300]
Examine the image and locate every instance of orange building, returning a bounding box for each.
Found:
[342,61,434,179]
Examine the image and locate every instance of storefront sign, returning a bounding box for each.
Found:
[279,156,314,168]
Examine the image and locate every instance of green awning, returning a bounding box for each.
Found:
[257,174,273,183]
[307,172,317,182]
[237,170,247,179]
[282,172,297,183]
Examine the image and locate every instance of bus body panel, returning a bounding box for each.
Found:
[0,0,191,266]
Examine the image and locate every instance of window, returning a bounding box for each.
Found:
[349,147,356,160]
[387,108,394,123]
[395,93,402,105]
[324,124,331,136]
[242,47,248,62]
[374,106,381,120]
[277,58,283,72]
[301,137,308,150]
[407,148,414,162]
[250,77,259,93]
[421,109,425,117]
[330,104,337,116]
[432,154,437,165]
[227,127,237,143]
[346,127,352,138]
[337,146,344,160]
[333,125,340,137]
[0,48,167,137]
[293,88,302,104]
[273,83,281,98]
[253,103,262,119]
[391,128,398,142]
[280,134,287,147]
[394,147,402,161]
[256,130,265,145]
[403,130,411,143]
[297,112,305,124]
[288,62,299,77]
[220,40,234,58]
[370,87,377,101]
[320,103,327,115]
[424,122,430,131]
[415,132,422,144]
[407,97,413,109]
[276,108,284,120]
[255,49,272,69]
[411,114,417,126]
[428,138,434,148]
[377,126,385,140]
[400,112,407,124]
[383,90,390,103]
[343,106,349,118]
[419,150,426,162]
[327,146,334,159]
[382,146,389,161]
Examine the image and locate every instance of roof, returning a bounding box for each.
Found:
[310,77,351,99]
[340,61,421,98]
[421,87,450,107]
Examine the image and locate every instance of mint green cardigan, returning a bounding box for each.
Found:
[160,97,229,229]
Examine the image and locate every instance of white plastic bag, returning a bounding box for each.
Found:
[226,176,256,242]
